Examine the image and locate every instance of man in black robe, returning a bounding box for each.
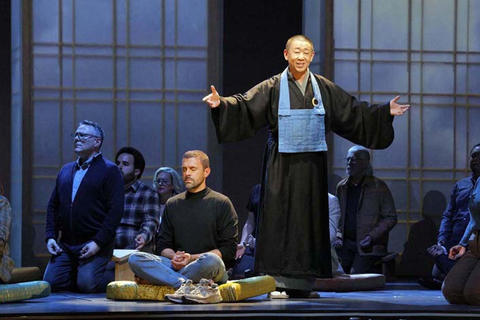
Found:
[203,35,409,296]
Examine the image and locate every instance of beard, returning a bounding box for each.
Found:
[123,171,136,186]
[184,177,204,191]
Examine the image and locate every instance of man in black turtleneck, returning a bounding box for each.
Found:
[128,150,238,290]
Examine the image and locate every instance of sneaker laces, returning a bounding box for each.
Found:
[174,279,195,295]
[189,279,215,297]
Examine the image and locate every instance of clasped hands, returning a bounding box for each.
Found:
[171,251,191,271]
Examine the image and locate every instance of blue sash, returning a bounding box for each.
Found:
[278,68,328,153]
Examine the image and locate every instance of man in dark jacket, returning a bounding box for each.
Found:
[335,145,397,274]
[44,120,124,293]
[420,143,480,289]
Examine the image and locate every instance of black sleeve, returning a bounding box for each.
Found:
[216,198,238,263]
[156,203,175,255]
[92,165,125,247]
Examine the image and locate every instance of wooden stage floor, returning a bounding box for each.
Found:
[2,282,480,319]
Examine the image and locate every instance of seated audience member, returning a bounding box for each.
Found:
[420,144,480,289]
[328,193,345,276]
[128,150,238,302]
[232,184,261,279]
[443,146,480,305]
[115,147,160,251]
[153,167,185,224]
[335,146,397,274]
[44,120,124,293]
[0,192,14,284]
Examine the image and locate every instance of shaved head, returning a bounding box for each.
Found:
[286,35,314,51]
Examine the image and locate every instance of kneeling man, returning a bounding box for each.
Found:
[128,150,238,303]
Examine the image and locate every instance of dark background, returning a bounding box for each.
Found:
[0,0,11,198]
[222,1,303,223]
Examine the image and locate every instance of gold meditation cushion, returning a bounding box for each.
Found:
[106,281,175,301]
[0,280,51,303]
[106,275,276,302]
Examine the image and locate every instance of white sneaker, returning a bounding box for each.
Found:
[268,291,289,299]
[183,279,223,304]
[165,279,196,304]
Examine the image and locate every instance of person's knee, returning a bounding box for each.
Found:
[77,276,101,293]
[197,253,227,283]
[43,272,61,292]
[442,281,466,304]
[197,252,224,269]
[43,264,69,292]
[128,252,148,272]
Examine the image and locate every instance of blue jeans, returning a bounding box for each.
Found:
[128,252,228,289]
[43,240,114,293]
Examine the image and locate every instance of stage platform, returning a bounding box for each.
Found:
[2,282,480,319]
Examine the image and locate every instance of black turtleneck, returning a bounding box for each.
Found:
[156,187,238,264]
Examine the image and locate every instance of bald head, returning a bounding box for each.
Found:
[348,145,371,162]
[285,35,314,51]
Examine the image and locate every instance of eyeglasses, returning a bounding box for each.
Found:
[155,179,172,186]
[71,132,99,142]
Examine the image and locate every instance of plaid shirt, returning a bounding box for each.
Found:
[114,180,160,249]
[0,196,14,283]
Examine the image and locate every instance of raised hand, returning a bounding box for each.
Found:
[202,85,221,108]
[390,96,410,116]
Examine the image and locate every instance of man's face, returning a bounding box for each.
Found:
[182,157,210,192]
[283,39,315,76]
[470,146,480,175]
[346,150,368,178]
[156,171,173,196]
[73,124,101,159]
[116,153,139,186]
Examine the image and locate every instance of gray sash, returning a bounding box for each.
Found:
[278,68,328,153]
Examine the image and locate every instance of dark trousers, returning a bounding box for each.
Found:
[443,233,480,305]
[43,240,114,293]
[435,253,457,277]
[337,238,382,274]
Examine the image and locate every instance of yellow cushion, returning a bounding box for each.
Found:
[106,275,276,302]
[219,275,276,302]
[0,281,51,303]
[106,281,175,301]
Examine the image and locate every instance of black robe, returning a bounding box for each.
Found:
[211,72,394,278]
